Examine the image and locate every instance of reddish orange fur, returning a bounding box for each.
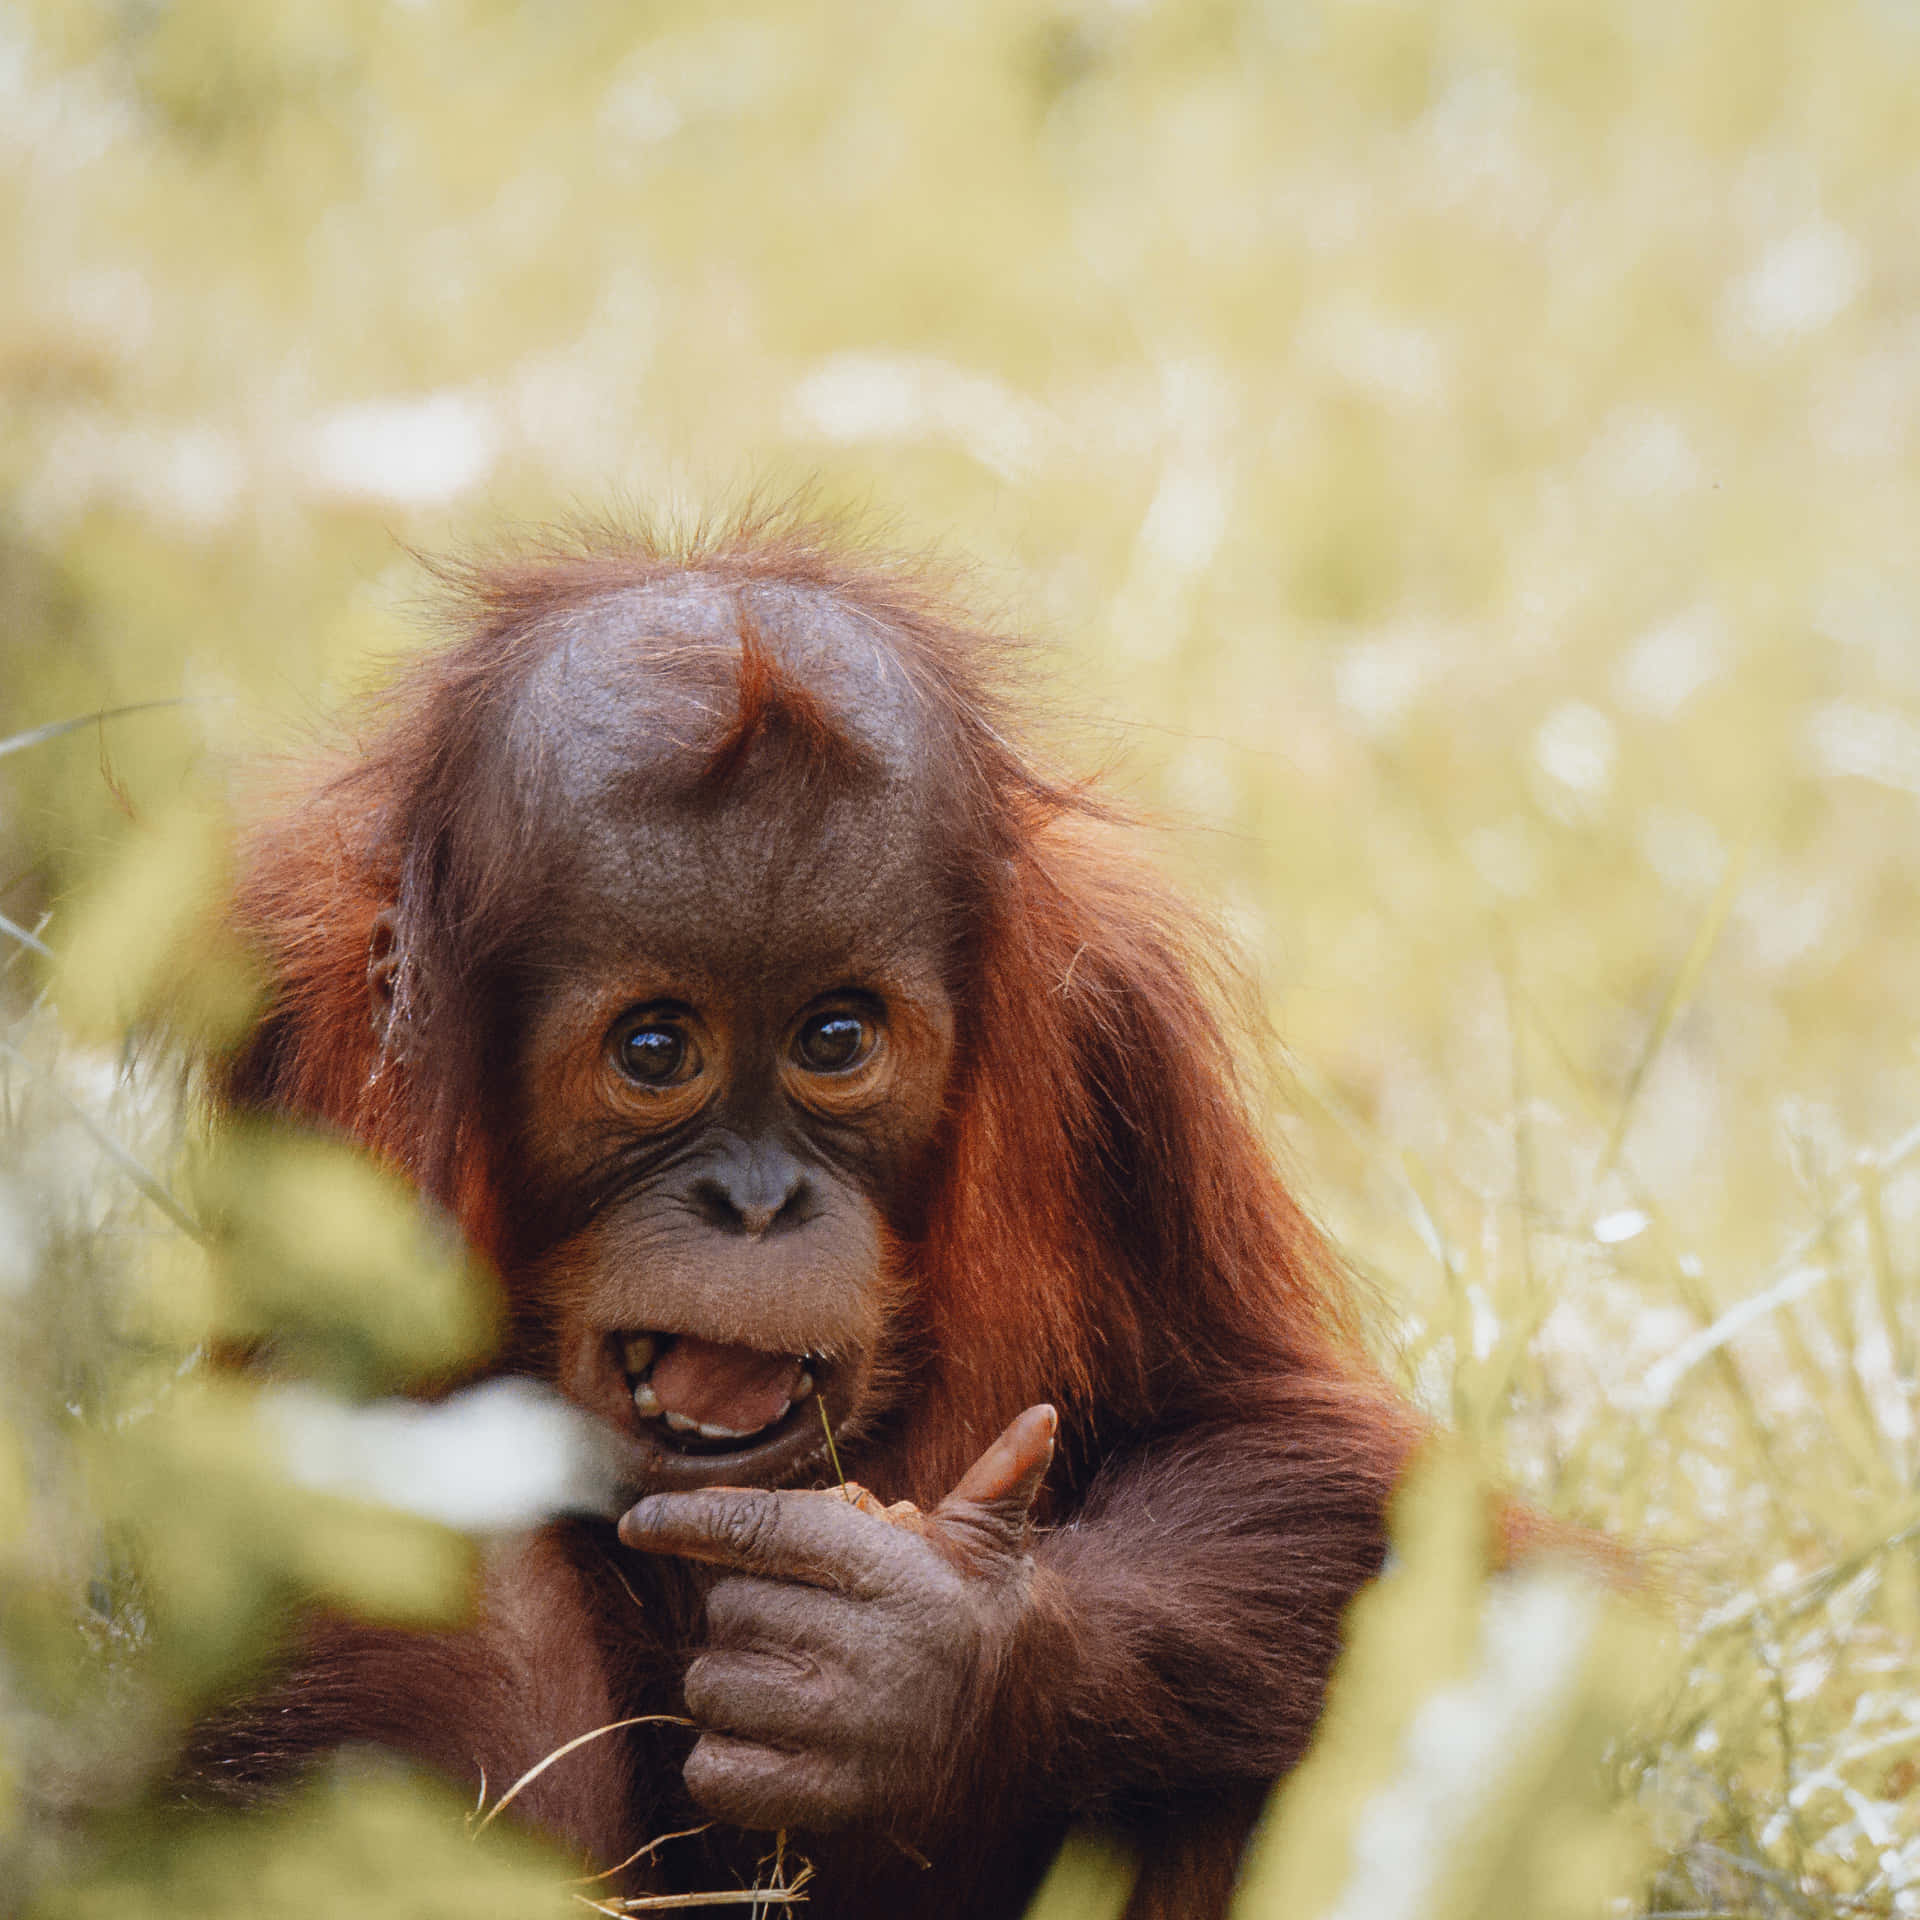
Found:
[198,512,1430,1918]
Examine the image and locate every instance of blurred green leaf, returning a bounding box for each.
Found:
[1022,1830,1138,1920]
[52,807,261,1050]
[34,1762,574,1920]
[1233,1453,1658,1920]
[188,1125,498,1392]
[89,1377,472,1688]
[0,1418,27,1555]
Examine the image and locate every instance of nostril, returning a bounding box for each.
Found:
[689,1165,813,1237]
[688,1176,741,1231]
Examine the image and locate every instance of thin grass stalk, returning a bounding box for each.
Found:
[472,1715,692,1835]
[1595,848,1747,1189]
[1854,1154,1914,1412]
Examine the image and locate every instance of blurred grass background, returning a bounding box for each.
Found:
[3,0,1919,1914]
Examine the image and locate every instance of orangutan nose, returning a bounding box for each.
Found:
[689,1145,814,1237]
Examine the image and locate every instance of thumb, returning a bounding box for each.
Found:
[933,1404,1057,1555]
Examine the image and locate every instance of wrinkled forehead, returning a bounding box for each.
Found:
[509,577,955,983]
[551,783,949,994]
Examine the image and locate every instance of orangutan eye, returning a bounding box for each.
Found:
[794,1009,875,1074]
[612,1018,699,1087]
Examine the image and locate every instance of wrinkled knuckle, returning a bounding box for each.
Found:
[684,1737,793,1832]
[681,1654,728,1721]
[682,1737,751,1817]
[718,1492,781,1561]
[938,1505,1026,1571]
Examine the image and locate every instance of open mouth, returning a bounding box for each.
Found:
[614,1331,823,1458]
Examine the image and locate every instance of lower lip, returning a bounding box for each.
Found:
[616,1405,833,1491]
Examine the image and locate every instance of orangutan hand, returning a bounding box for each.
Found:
[618,1405,1057,1835]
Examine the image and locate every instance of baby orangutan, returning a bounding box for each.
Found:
[195,522,1424,1918]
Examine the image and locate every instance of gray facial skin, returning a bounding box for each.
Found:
[490,582,964,1494]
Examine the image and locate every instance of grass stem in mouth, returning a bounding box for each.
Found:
[816,1394,852,1499]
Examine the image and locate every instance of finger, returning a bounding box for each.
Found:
[703,1578,889,1711]
[705,1573,859,1652]
[618,1485,908,1595]
[944,1403,1057,1519]
[683,1649,837,1748]
[683,1732,867,1833]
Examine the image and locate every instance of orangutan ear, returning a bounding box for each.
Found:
[366,905,404,1043]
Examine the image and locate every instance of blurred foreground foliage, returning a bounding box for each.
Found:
[4,0,1920,1913]
[0,815,519,1908]
[39,1770,573,1920]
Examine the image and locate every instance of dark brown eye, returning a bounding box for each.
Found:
[614,1021,697,1087]
[794,1010,873,1075]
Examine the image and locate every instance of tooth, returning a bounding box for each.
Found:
[620,1334,658,1375]
[793,1370,815,1400]
[695,1419,755,1440]
[632,1380,661,1416]
[662,1410,699,1433]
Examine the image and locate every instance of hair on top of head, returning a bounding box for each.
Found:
[366,503,1074,902]
[691,603,881,795]
[411,499,1034,754]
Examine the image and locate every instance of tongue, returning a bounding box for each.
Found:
[648,1338,805,1435]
